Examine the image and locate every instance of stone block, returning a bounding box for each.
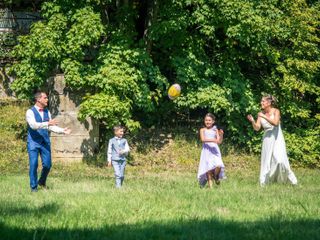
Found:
[48,74,99,162]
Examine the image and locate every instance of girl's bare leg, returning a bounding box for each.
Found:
[214,167,221,185]
[207,171,213,188]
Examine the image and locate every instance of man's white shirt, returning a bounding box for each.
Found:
[26,105,65,134]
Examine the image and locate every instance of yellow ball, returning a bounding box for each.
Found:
[168,83,181,100]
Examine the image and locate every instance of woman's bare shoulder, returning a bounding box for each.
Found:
[272,108,280,114]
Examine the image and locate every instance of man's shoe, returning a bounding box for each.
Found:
[31,188,38,192]
[38,184,49,190]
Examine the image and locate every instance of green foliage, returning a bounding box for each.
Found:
[8,0,320,166]
[79,93,140,130]
[0,33,16,59]
[149,0,319,164]
[0,100,28,173]
[10,1,166,131]
[285,127,320,168]
[65,6,105,59]
[62,43,167,130]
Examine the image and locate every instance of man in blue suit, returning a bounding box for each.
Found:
[26,91,71,192]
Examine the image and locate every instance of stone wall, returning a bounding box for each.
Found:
[0,66,14,97]
[48,74,99,162]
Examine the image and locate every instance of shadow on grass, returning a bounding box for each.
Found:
[0,202,59,216]
[1,215,319,240]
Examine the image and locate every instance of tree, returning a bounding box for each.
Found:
[9,0,320,166]
[11,0,167,131]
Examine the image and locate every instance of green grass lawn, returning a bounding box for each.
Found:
[1,165,319,240]
[1,100,319,239]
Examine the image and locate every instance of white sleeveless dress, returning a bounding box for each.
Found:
[260,115,298,186]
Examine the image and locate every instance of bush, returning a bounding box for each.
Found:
[285,127,320,168]
[0,100,29,173]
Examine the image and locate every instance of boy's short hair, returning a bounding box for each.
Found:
[113,125,124,132]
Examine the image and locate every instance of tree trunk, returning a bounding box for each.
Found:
[144,0,158,54]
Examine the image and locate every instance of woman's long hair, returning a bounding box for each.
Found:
[263,94,277,107]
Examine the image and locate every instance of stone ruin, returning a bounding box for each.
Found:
[48,74,99,162]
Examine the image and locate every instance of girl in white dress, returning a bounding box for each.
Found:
[197,113,225,188]
[247,95,298,186]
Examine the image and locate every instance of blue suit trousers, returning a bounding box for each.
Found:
[27,142,51,190]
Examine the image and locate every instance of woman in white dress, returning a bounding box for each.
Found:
[247,95,298,186]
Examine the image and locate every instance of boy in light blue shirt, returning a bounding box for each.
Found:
[107,125,130,188]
